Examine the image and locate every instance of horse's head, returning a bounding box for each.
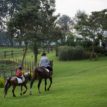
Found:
[49,60,53,68]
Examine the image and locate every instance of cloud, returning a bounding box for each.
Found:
[56,0,107,17]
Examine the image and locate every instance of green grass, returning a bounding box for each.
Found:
[0,50,107,107]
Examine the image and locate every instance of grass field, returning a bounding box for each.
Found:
[0,50,107,107]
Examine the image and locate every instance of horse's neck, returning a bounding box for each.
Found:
[49,61,53,67]
[25,74,30,80]
[24,75,28,80]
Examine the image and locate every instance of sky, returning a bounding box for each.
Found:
[55,0,107,18]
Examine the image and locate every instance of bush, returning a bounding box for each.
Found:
[94,46,107,56]
[58,46,89,61]
[0,77,5,88]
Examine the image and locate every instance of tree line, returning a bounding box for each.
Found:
[0,0,107,62]
[57,10,107,59]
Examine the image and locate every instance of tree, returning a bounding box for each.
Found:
[7,0,60,65]
[57,15,73,45]
[74,10,106,59]
[0,0,8,32]
[66,32,76,46]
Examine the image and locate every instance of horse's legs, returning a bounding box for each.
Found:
[23,84,27,94]
[30,78,35,95]
[4,83,11,98]
[47,77,52,91]
[38,78,42,94]
[44,79,47,91]
[12,85,16,97]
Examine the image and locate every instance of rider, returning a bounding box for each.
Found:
[39,52,52,72]
[16,65,25,83]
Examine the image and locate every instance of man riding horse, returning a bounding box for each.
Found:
[39,52,53,74]
[30,52,53,95]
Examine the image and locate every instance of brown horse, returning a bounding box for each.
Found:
[30,60,53,95]
[4,72,31,97]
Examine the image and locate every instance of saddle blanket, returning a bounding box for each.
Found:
[17,76,25,84]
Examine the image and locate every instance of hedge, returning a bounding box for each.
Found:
[58,46,90,61]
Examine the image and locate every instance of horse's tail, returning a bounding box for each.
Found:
[30,68,38,95]
[4,77,11,98]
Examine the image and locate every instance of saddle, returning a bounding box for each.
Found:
[16,76,25,84]
[41,67,50,73]
[44,68,50,72]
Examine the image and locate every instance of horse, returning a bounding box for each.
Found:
[30,60,53,95]
[4,72,31,97]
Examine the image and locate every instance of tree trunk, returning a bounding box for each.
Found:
[33,42,38,66]
[55,46,58,57]
[34,53,38,66]
[9,37,14,47]
[55,41,59,56]
[21,42,28,66]
[90,41,97,60]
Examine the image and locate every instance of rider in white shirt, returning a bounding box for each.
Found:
[39,52,52,72]
[39,52,49,67]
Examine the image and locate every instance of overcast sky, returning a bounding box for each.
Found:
[55,0,107,18]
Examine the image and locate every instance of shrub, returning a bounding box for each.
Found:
[58,46,89,61]
[94,46,107,56]
[58,46,71,61]
[0,77,5,88]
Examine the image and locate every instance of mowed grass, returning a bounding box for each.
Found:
[0,52,107,107]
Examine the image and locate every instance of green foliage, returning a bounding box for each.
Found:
[58,46,89,61]
[92,9,107,30]
[74,10,107,59]
[7,0,58,42]
[57,15,73,44]
[6,0,59,64]
[94,46,107,56]
[66,33,76,46]
[0,77,4,88]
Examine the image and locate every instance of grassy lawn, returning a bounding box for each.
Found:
[0,50,107,107]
